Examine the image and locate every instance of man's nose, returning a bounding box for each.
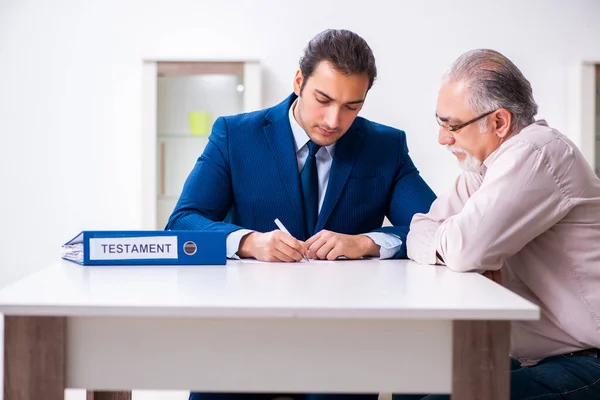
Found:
[438,127,455,146]
[323,107,341,130]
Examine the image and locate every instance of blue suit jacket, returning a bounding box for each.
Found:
[166,94,436,258]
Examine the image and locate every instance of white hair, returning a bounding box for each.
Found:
[446,145,485,174]
[444,49,538,133]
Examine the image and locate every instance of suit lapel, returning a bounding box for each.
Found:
[263,96,304,235]
[316,123,365,232]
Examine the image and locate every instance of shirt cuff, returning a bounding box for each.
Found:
[363,232,403,260]
[226,229,254,259]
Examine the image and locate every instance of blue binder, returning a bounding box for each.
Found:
[61,230,226,265]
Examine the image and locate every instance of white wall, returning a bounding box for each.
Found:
[1,0,600,287]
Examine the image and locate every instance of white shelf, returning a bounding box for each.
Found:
[142,60,262,230]
[158,134,210,139]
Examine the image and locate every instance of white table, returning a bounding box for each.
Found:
[0,259,539,400]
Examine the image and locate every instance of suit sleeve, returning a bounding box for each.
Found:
[165,117,244,235]
[371,133,437,258]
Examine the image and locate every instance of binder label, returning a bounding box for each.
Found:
[89,236,178,260]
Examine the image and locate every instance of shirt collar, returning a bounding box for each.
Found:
[288,99,336,157]
[482,120,548,170]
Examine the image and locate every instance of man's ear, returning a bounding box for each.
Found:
[493,108,512,138]
[293,69,304,96]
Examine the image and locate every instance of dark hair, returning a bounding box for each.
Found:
[299,29,377,93]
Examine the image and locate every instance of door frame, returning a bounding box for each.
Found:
[569,62,598,169]
[140,59,261,229]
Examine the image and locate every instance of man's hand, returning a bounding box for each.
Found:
[482,270,503,285]
[237,231,307,262]
[305,230,380,260]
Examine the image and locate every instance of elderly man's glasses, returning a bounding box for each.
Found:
[436,109,496,133]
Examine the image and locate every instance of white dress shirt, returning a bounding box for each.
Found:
[227,100,402,259]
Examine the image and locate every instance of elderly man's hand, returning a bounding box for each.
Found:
[305,230,380,260]
[482,270,502,285]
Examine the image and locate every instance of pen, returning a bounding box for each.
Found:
[274,218,310,262]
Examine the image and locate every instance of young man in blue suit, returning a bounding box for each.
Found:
[169,28,436,400]
[167,29,436,266]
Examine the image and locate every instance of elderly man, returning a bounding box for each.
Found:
[404,49,600,399]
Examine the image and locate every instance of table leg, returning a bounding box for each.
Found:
[4,316,66,400]
[452,320,510,400]
[86,391,132,400]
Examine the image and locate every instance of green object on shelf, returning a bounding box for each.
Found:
[189,111,211,136]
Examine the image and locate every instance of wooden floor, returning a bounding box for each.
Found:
[68,390,190,400]
[65,392,392,400]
